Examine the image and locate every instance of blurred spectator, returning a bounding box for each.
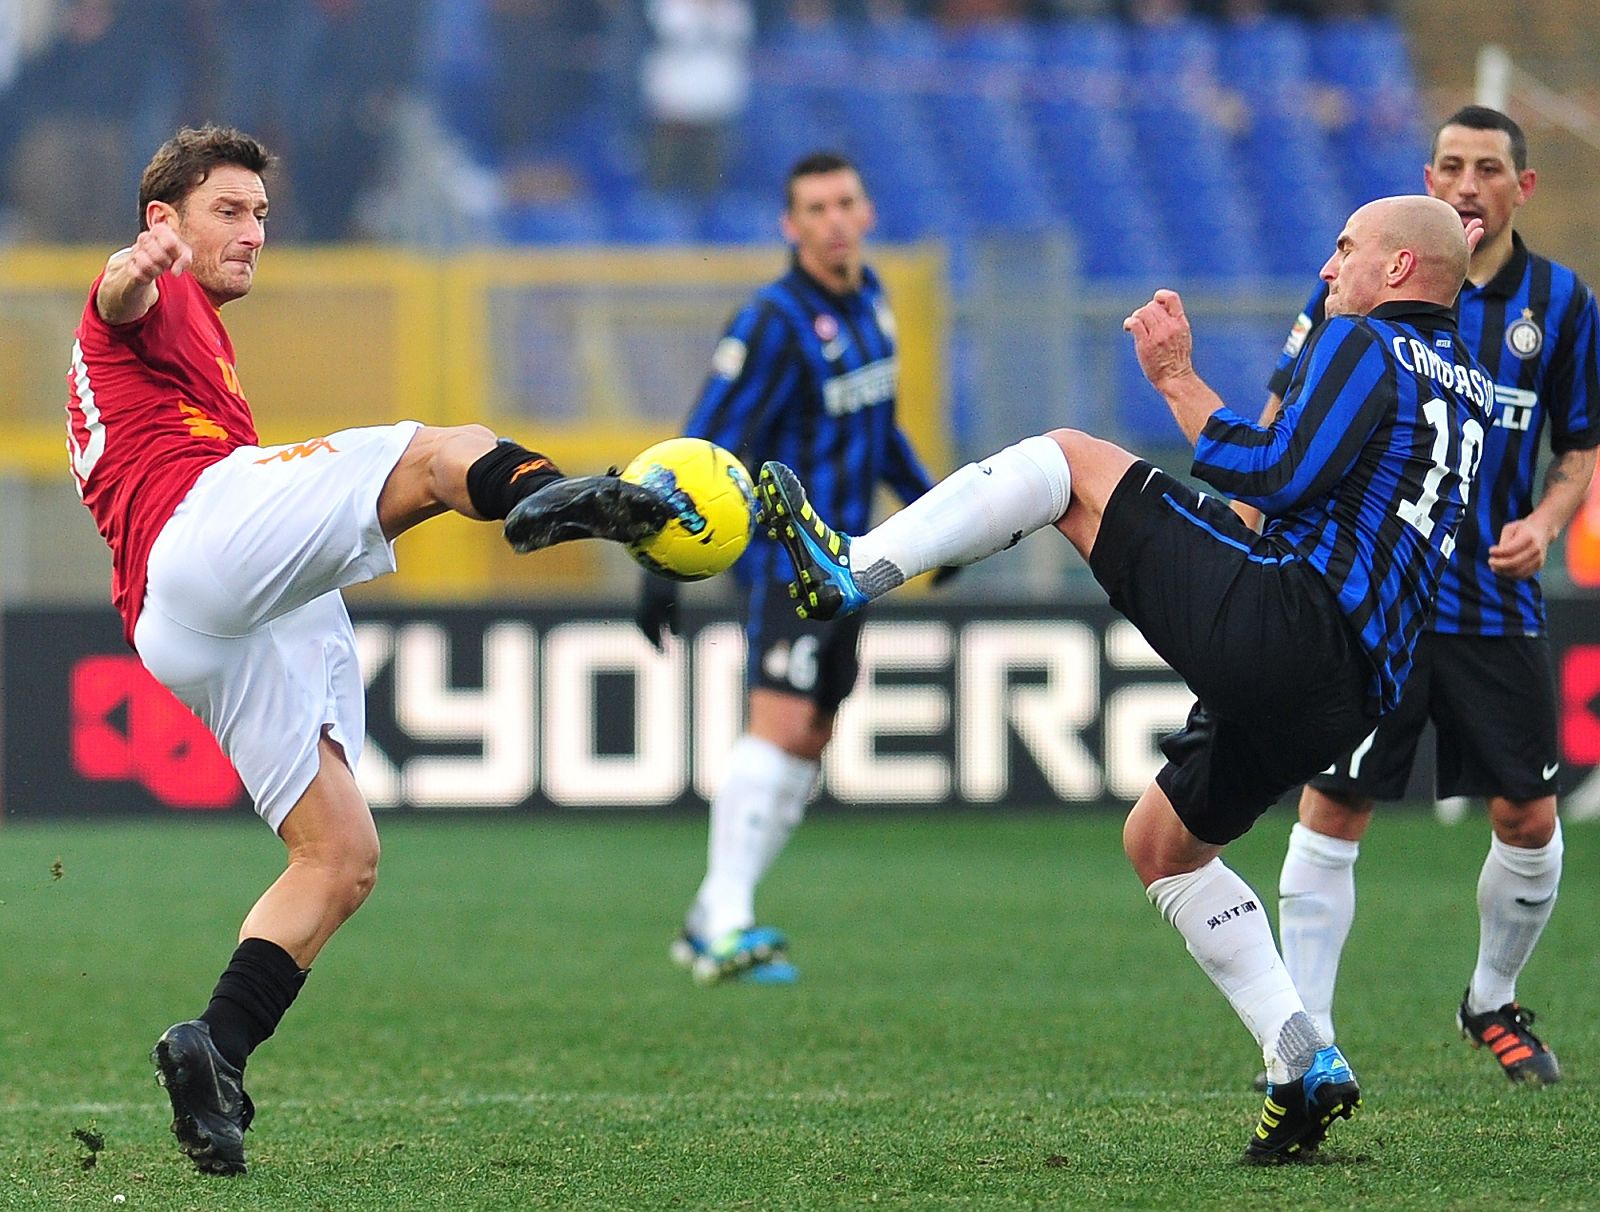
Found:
[0,0,186,241]
[428,0,611,208]
[290,0,423,240]
[640,0,753,197]
[934,0,1027,23]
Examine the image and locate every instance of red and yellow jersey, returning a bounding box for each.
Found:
[67,267,260,643]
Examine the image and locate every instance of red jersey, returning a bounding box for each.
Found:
[67,267,259,643]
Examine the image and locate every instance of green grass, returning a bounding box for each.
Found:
[1,809,1596,1210]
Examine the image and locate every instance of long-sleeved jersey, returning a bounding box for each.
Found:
[1268,235,1600,636]
[1200,302,1492,711]
[685,259,935,588]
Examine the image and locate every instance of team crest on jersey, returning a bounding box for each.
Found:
[711,336,747,379]
[1505,309,1543,360]
[814,313,839,342]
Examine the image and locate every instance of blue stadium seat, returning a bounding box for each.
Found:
[500,198,607,246]
[1217,16,1312,102]
[854,16,941,66]
[609,191,700,245]
[1309,17,1415,91]
[700,190,776,244]
[1127,16,1219,101]
[942,20,1034,69]
[1036,19,1128,74]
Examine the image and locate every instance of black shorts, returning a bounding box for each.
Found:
[1089,463,1377,845]
[1309,631,1560,802]
[743,578,866,714]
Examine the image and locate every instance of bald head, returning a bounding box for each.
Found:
[1362,195,1470,300]
[1321,194,1472,317]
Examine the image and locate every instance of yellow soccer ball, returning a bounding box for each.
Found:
[621,438,756,581]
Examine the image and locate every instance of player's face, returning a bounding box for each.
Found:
[1320,208,1387,317]
[782,169,874,285]
[1424,125,1533,247]
[173,165,269,305]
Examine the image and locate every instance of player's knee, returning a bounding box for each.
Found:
[293,830,380,914]
[449,423,497,449]
[1298,787,1373,838]
[1490,796,1558,848]
[1121,810,1164,886]
[330,847,380,918]
[1042,426,1087,463]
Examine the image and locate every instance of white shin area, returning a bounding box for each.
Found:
[849,434,1072,588]
[1147,858,1320,1083]
[1469,821,1563,1013]
[689,734,819,943]
[1276,822,1360,1041]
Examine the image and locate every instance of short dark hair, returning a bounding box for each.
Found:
[1432,105,1528,172]
[785,151,863,210]
[138,126,276,231]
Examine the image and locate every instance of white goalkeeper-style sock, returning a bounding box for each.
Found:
[1277,822,1360,1041]
[687,734,818,943]
[848,435,1071,595]
[1147,858,1325,1085]
[1468,822,1562,1013]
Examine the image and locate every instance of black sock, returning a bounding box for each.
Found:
[466,439,564,520]
[199,938,307,1072]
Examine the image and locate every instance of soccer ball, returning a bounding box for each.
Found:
[620,438,756,581]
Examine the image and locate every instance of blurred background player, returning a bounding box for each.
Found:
[68,125,665,1175]
[758,195,1488,1159]
[1262,106,1600,1087]
[635,151,948,983]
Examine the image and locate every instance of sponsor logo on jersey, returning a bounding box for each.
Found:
[711,336,747,380]
[874,298,897,341]
[822,357,897,417]
[1492,385,1538,432]
[255,436,339,463]
[1282,312,1313,358]
[178,401,229,441]
[1505,309,1544,360]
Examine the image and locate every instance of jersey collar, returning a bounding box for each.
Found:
[1368,300,1459,329]
[1466,231,1530,299]
[787,254,878,304]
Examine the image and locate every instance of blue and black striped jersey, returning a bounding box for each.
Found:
[1268,235,1600,636]
[1201,303,1492,712]
[685,259,935,587]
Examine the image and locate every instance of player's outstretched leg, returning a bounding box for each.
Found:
[151,1020,255,1176]
[1243,1044,1362,1164]
[1457,993,1561,1085]
[759,435,1074,619]
[504,473,670,553]
[758,461,868,620]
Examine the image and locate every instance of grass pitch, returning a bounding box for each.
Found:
[1,809,1596,1210]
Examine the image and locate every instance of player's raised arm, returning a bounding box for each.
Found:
[96,222,193,326]
[1123,289,1229,445]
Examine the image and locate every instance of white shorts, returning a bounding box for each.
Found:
[133,422,421,832]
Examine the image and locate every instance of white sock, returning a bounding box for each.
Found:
[688,735,818,942]
[1277,822,1359,1041]
[1148,858,1324,1084]
[1468,822,1563,1013]
[849,435,1071,595]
